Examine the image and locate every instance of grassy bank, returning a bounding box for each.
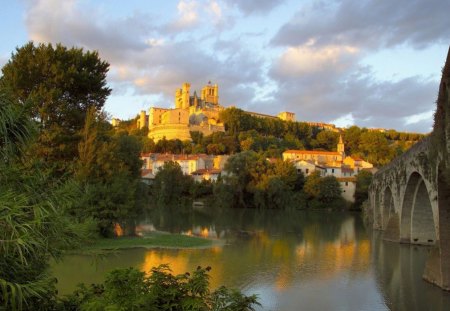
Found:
[83,231,215,251]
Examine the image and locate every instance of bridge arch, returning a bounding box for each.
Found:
[400,172,436,245]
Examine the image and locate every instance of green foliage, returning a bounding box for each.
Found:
[358,131,393,166]
[304,171,322,199]
[304,172,343,208]
[218,152,301,209]
[85,233,213,250]
[0,93,35,160]
[129,106,423,167]
[59,265,259,311]
[153,161,193,206]
[311,131,339,151]
[0,90,93,310]
[73,108,145,237]
[1,41,111,175]
[353,170,373,210]
[191,179,214,198]
[343,126,362,156]
[317,176,342,204]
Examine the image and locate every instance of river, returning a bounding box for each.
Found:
[52,208,450,310]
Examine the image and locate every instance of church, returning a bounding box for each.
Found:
[136,82,225,142]
[135,82,296,142]
[283,136,374,202]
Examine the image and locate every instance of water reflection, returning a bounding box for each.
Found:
[52,209,450,310]
[372,231,450,311]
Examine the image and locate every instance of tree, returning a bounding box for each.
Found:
[359,131,393,166]
[221,151,260,208]
[74,109,144,236]
[0,90,91,310]
[0,42,111,175]
[344,126,363,155]
[304,171,322,199]
[304,172,343,208]
[353,170,373,209]
[317,176,342,204]
[311,130,339,151]
[153,161,193,206]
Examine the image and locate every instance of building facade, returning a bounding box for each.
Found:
[135,82,297,142]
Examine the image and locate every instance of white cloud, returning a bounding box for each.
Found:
[208,0,222,20]
[274,45,359,76]
[145,38,165,47]
[404,110,434,126]
[174,0,199,28]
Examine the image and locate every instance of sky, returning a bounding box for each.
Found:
[0,0,449,133]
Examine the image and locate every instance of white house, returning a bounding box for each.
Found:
[338,177,356,202]
[292,160,317,176]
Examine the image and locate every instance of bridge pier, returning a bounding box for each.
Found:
[369,46,450,291]
[434,168,450,290]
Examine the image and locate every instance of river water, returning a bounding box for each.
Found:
[52,208,450,310]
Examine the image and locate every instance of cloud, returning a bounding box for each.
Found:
[23,0,267,112]
[274,44,359,76]
[25,0,152,55]
[167,0,199,30]
[224,0,285,15]
[121,39,265,107]
[269,47,437,132]
[208,0,222,20]
[272,0,450,50]
[265,0,446,133]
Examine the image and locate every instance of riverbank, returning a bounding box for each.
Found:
[81,231,217,251]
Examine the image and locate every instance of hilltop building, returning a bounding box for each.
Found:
[136,82,296,142]
[283,136,374,202]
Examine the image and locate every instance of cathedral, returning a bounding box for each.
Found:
[135,82,295,142]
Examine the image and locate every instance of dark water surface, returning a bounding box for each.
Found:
[52,209,450,310]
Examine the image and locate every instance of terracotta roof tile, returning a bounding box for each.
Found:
[284,150,341,156]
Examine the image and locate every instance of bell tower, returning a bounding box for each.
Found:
[175,83,191,109]
[337,134,345,158]
[201,81,219,105]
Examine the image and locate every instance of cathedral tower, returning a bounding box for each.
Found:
[201,82,219,105]
[337,134,345,158]
[175,83,191,109]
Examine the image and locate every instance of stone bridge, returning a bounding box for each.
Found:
[369,47,450,290]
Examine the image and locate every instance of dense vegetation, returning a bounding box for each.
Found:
[60,265,259,311]
[125,107,424,167]
[151,153,355,211]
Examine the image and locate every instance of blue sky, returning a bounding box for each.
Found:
[1,0,449,133]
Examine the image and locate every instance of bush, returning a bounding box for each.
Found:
[58,265,260,311]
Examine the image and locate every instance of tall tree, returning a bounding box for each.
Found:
[0,90,89,310]
[353,170,373,209]
[74,109,144,236]
[0,42,111,175]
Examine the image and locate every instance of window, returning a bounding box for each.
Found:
[345,182,348,186]
[297,169,301,173]
[306,169,309,174]
[332,168,335,174]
